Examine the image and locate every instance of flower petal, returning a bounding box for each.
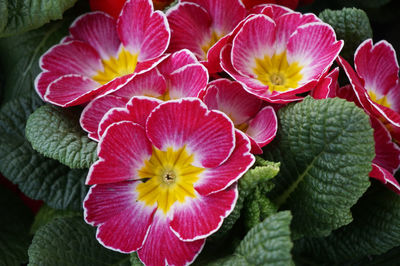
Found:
[86,121,152,185]
[168,64,209,99]
[84,181,157,253]
[246,106,278,148]
[146,98,235,168]
[69,12,121,59]
[370,163,400,194]
[80,95,128,141]
[137,212,205,266]
[44,74,101,107]
[40,41,103,77]
[99,96,162,138]
[169,184,238,241]
[157,49,199,74]
[195,130,254,195]
[310,67,339,99]
[34,71,60,99]
[117,0,169,61]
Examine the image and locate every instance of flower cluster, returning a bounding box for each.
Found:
[34,0,400,265]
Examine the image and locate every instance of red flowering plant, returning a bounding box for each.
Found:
[0,0,400,265]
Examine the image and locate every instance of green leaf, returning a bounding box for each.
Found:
[0,184,33,266]
[28,216,130,266]
[319,8,373,62]
[26,105,98,169]
[30,204,80,234]
[0,0,77,37]
[211,211,293,266]
[130,253,143,266]
[294,185,400,264]
[0,96,88,210]
[263,97,374,238]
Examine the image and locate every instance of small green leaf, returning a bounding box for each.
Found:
[30,204,80,234]
[0,184,33,266]
[0,96,88,210]
[28,216,130,266]
[319,8,373,61]
[0,0,77,37]
[211,211,293,266]
[294,185,400,263]
[263,97,374,238]
[26,105,98,169]
[130,253,143,266]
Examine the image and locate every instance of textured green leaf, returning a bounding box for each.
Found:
[0,2,89,105]
[30,204,80,234]
[130,253,143,266]
[319,8,373,62]
[0,184,33,266]
[26,105,98,169]
[211,211,293,266]
[263,97,374,238]
[0,96,88,210]
[294,185,400,263]
[0,0,77,37]
[28,216,130,266]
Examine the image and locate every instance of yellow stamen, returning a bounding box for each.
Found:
[136,146,204,214]
[92,47,138,85]
[368,90,391,108]
[201,31,221,60]
[253,52,303,93]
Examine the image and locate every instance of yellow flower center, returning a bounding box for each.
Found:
[201,31,221,60]
[368,90,391,108]
[253,52,303,93]
[92,47,138,85]
[136,146,204,214]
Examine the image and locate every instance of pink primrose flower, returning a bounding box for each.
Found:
[219,4,343,103]
[201,79,278,154]
[35,0,170,107]
[83,97,255,265]
[336,85,400,194]
[337,39,400,143]
[80,49,209,141]
[166,0,247,73]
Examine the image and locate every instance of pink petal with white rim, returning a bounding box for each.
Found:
[157,49,198,75]
[34,71,60,99]
[310,67,339,99]
[203,79,263,124]
[168,64,208,99]
[252,4,292,19]
[246,106,278,148]
[84,181,157,253]
[98,96,162,138]
[354,39,399,97]
[287,23,343,82]
[170,184,238,241]
[274,12,320,53]
[370,163,400,194]
[167,2,212,60]
[86,121,152,185]
[146,98,235,168]
[113,67,166,99]
[117,0,169,61]
[44,75,102,107]
[371,117,400,174]
[69,12,121,59]
[40,41,103,76]
[195,130,254,195]
[182,0,246,34]
[137,212,205,266]
[80,95,128,141]
[232,15,276,77]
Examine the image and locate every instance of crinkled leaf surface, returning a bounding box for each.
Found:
[263,97,374,238]
[28,216,130,266]
[210,211,293,266]
[0,96,88,210]
[0,184,33,266]
[26,105,98,169]
[294,184,400,263]
[319,8,373,61]
[0,0,77,37]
